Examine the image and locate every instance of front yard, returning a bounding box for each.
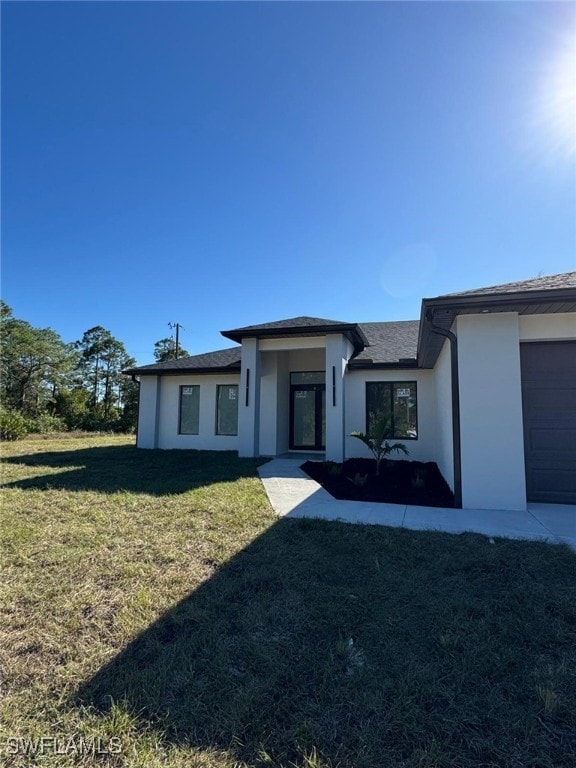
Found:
[1,436,575,767]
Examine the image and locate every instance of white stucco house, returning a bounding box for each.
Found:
[126,273,576,511]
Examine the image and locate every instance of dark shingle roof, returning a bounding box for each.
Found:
[442,272,576,297]
[124,346,241,375]
[352,321,420,366]
[418,270,576,369]
[224,316,348,333]
[221,315,368,351]
[127,274,575,376]
[126,319,422,375]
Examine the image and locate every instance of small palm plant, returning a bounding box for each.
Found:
[350,418,409,475]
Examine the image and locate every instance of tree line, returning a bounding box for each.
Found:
[0,302,189,439]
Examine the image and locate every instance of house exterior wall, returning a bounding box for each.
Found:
[258,348,326,456]
[433,339,454,491]
[275,353,290,454]
[136,376,161,449]
[325,334,354,462]
[518,313,575,341]
[136,309,574,512]
[259,336,325,352]
[238,338,261,457]
[456,313,526,511]
[258,351,279,456]
[287,348,325,371]
[156,373,240,450]
[344,368,438,466]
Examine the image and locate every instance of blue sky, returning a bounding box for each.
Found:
[2,1,575,365]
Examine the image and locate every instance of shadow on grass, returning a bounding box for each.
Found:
[74,519,576,768]
[0,445,266,496]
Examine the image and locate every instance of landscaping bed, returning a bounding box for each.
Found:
[303,457,455,507]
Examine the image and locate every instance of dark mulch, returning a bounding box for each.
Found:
[303,457,455,507]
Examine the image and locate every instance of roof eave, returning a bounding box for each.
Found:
[347,360,419,370]
[418,285,576,368]
[422,285,576,310]
[123,365,241,377]
[221,323,368,353]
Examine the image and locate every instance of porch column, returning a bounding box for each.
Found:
[325,334,350,462]
[238,337,261,457]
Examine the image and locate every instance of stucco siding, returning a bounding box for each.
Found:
[137,376,160,449]
[276,353,290,454]
[259,352,279,456]
[519,313,576,341]
[433,339,454,491]
[457,313,526,510]
[325,334,353,462]
[344,369,438,466]
[238,338,260,457]
[287,348,325,371]
[259,336,325,352]
[137,309,574,472]
[156,374,240,450]
[258,349,326,456]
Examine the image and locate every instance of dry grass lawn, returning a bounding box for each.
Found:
[1,435,575,767]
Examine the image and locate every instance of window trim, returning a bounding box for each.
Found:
[365,381,418,440]
[215,383,239,436]
[178,385,200,435]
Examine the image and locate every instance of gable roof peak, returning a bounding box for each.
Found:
[223,315,349,334]
[221,315,368,352]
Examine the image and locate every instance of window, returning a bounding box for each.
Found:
[216,384,239,435]
[366,382,418,439]
[179,385,200,434]
[290,371,325,385]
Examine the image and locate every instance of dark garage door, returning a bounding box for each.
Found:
[520,341,576,504]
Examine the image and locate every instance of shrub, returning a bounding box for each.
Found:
[323,461,342,477]
[350,418,409,475]
[412,468,427,490]
[80,413,120,433]
[27,413,68,434]
[54,388,90,430]
[348,472,368,487]
[0,408,31,441]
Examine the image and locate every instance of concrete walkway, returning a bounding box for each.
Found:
[258,458,576,548]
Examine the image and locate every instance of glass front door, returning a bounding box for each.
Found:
[289,372,326,450]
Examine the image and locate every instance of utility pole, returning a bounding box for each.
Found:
[168,322,184,359]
